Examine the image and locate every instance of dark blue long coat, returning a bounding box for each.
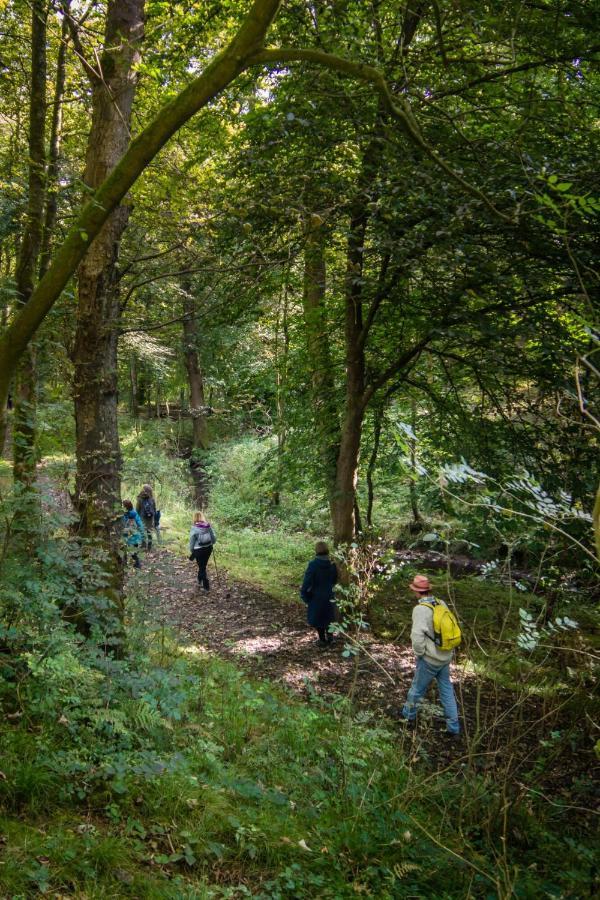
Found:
[300,556,338,627]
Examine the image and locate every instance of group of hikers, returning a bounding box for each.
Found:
[300,542,461,737]
[122,487,217,590]
[123,490,461,736]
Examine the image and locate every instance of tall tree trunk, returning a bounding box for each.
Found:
[329,113,388,545]
[366,403,385,527]
[408,396,423,529]
[273,258,291,506]
[129,353,139,418]
[330,187,371,542]
[72,0,145,617]
[12,0,47,488]
[332,404,365,544]
[182,282,208,451]
[39,15,68,279]
[301,213,340,507]
[181,279,209,506]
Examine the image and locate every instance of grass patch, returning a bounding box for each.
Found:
[209,526,310,602]
[1,639,596,898]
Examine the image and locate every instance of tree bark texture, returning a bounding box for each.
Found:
[72,0,145,613]
[330,128,384,544]
[12,0,47,487]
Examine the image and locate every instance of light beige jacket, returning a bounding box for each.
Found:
[411,596,453,666]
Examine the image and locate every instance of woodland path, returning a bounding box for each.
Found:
[138,546,539,767]
[37,456,598,801]
[142,547,417,716]
[142,547,600,815]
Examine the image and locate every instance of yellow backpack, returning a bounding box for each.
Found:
[421,599,462,651]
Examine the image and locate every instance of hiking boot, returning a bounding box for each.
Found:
[316,638,329,649]
[398,716,416,730]
[446,731,461,742]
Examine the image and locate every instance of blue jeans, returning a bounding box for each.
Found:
[402,657,460,734]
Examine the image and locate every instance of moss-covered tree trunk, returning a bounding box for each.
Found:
[72,0,145,616]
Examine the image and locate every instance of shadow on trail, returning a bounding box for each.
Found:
[142,547,417,712]
[127,545,600,810]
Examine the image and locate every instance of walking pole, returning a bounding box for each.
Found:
[212,546,219,582]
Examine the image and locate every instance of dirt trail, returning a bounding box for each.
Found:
[144,547,416,712]
[25,466,597,805]
[143,548,600,815]
[141,547,531,759]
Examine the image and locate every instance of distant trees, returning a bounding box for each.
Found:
[0,0,597,560]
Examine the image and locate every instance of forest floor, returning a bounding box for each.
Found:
[35,463,599,817]
[138,546,593,793]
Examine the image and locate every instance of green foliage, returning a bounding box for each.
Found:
[1,0,599,894]
[1,448,598,897]
[2,634,597,898]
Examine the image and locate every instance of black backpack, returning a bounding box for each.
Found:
[142,497,155,518]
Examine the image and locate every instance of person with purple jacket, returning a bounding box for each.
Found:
[189,511,217,590]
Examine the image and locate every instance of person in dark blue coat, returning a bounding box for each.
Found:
[301,541,338,647]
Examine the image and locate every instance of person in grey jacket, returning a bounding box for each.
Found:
[189,511,217,590]
[400,574,460,736]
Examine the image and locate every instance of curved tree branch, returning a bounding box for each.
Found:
[248,47,514,225]
[0,0,283,447]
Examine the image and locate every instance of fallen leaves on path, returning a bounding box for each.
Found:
[129,547,597,811]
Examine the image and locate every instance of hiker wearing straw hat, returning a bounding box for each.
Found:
[400,574,461,737]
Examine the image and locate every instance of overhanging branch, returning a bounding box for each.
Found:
[248,47,513,224]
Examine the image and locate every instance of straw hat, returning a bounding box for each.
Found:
[409,574,432,593]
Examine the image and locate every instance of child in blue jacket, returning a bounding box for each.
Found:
[122,499,144,569]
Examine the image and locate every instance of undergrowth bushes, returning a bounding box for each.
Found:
[0,479,598,897]
[2,424,598,897]
[1,635,597,897]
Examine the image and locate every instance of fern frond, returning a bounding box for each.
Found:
[393,862,419,880]
[126,699,172,732]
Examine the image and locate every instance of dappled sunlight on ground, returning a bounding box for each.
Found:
[230,634,286,655]
[144,548,496,744]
